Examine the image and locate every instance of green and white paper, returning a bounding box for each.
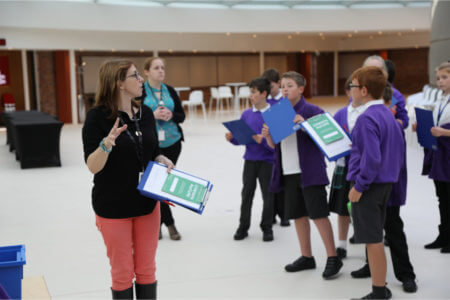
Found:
[301,113,352,161]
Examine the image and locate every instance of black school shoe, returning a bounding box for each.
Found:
[322,256,343,279]
[233,228,248,240]
[355,286,392,299]
[402,278,418,293]
[336,247,347,259]
[440,244,450,253]
[349,235,356,244]
[280,219,290,227]
[285,256,316,272]
[263,230,274,242]
[351,263,371,278]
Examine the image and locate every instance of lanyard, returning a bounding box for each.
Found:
[119,107,145,172]
[147,83,164,106]
[437,98,450,125]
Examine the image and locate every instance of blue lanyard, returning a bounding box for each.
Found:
[437,98,449,125]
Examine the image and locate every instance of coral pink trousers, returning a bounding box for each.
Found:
[96,203,160,291]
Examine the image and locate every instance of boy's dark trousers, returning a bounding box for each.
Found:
[384,206,416,282]
[239,160,274,232]
[434,180,450,243]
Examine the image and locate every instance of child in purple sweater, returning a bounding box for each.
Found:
[226,77,275,242]
[347,66,404,299]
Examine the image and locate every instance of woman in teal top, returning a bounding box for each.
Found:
[143,57,185,241]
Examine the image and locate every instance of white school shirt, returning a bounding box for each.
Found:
[358,99,385,114]
[267,91,283,101]
[335,100,383,167]
[281,131,301,175]
[433,94,450,126]
[252,103,271,113]
[347,104,365,133]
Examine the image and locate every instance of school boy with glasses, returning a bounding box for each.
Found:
[347,66,404,299]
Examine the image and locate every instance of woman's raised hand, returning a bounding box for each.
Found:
[105,118,127,148]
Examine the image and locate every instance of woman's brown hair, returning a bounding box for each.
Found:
[143,57,165,71]
[94,59,139,119]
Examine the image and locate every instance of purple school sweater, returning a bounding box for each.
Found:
[229,107,274,164]
[422,122,450,182]
[349,88,409,130]
[347,104,404,193]
[392,86,409,129]
[270,97,329,192]
[336,105,407,205]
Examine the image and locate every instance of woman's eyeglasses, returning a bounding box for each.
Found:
[126,72,140,80]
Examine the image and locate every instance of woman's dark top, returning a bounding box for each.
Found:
[82,105,160,219]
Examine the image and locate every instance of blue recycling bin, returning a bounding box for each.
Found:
[0,245,26,299]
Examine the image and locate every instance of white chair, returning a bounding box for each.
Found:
[238,86,250,109]
[182,90,207,121]
[209,86,231,116]
[218,86,233,110]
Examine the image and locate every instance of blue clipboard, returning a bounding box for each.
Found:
[261,97,301,144]
[415,107,438,151]
[223,119,256,145]
[137,161,213,214]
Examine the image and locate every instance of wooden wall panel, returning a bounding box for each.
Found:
[54,51,72,123]
[189,56,217,87]
[242,55,259,83]
[388,48,429,94]
[265,55,287,75]
[0,50,25,112]
[315,52,334,96]
[164,57,190,87]
[218,56,243,85]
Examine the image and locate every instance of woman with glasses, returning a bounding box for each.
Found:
[82,59,173,299]
[142,57,185,241]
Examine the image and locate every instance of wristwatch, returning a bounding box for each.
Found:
[99,138,112,153]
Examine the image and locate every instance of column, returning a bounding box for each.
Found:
[21,50,30,110]
[69,50,78,124]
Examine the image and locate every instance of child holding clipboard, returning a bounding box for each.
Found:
[225,77,275,242]
[329,77,364,260]
[414,61,450,253]
[262,71,343,279]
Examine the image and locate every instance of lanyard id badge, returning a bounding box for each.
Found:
[158,128,166,141]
